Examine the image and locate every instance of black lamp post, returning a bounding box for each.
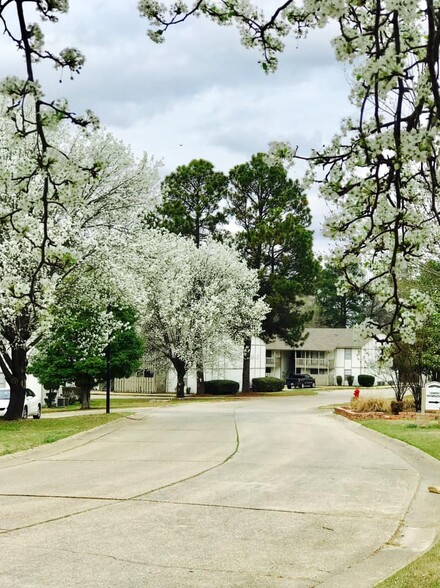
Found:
[105,303,111,414]
[105,341,111,414]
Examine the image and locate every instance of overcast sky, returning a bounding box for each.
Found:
[2,1,355,252]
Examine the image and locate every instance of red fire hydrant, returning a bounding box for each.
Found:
[353,388,360,399]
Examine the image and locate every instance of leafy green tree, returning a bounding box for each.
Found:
[146,159,228,247]
[228,152,317,391]
[389,261,440,408]
[314,264,375,328]
[417,262,440,380]
[390,342,421,406]
[30,305,143,410]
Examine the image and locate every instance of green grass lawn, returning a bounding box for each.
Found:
[43,397,173,411]
[362,420,440,462]
[245,389,317,397]
[360,419,440,587]
[0,413,128,457]
[376,541,440,587]
[184,389,318,398]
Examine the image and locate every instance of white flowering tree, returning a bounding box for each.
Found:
[140,1,440,348]
[0,107,159,419]
[0,2,161,419]
[121,230,267,398]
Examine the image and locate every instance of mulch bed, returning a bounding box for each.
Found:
[335,406,440,421]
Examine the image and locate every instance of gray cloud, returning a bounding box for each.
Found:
[0,1,354,254]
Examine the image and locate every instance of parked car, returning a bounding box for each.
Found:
[0,388,41,419]
[286,373,316,389]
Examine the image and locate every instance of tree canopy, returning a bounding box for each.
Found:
[29,276,144,410]
[226,151,316,390]
[146,159,228,246]
[140,0,440,348]
[119,230,267,397]
[228,152,316,345]
[0,104,159,419]
[314,263,384,329]
[4,0,440,414]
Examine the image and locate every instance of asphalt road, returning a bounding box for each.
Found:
[1,390,440,587]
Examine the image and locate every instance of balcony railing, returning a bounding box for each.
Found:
[295,358,329,369]
[266,356,276,367]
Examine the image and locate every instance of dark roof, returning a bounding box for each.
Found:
[266,328,368,352]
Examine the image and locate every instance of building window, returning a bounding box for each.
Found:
[344,349,352,360]
[266,350,272,357]
[137,370,154,378]
[265,368,272,374]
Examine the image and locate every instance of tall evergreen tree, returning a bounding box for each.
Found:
[146,159,228,246]
[315,265,366,328]
[228,152,317,391]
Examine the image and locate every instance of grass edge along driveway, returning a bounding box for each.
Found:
[0,413,129,457]
[361,419,440,587]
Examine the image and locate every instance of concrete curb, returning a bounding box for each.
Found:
[319,413,440,587]
[0,407,162,470]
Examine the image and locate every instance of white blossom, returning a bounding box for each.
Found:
[111,229,268,378]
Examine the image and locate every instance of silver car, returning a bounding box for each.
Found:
[0,388,41,419]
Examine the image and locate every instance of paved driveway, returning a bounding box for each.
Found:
[1,391,440,587]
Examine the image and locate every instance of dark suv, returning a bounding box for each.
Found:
[286,373,316,389]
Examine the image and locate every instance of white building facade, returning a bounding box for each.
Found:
[265,328,381,386]
[167,336,266,393]
[113,329,383,393]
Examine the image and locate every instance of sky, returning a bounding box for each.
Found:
[1,1,355,252]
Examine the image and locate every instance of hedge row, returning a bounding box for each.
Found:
[252,377,285,392]
[205,380,239,395]
[357,374,375,387]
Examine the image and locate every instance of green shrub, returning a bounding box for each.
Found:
[358,374,375,387]
[347,375,354,386]
[336,375,342,386]
[62,386,80,405]
[204,380,239,395]
[251,377,285,392]
[44,390,57,408]
[390,400,404,415]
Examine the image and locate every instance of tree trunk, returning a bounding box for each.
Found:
[196,362,205,395]
[171,357,187,399]
[3,345,27,420]
[75,376,94,409]
[411,383,422,412]
[241,337,252,393]
[79,386,91,410]
[341,295,347,328]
